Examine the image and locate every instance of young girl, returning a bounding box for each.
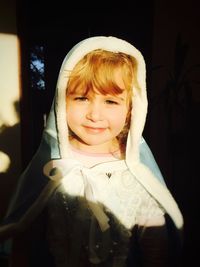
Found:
[0,36,183,266]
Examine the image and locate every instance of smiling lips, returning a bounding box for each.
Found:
[83,125,107,134]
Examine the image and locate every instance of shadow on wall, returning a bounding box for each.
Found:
[0,101,22,220]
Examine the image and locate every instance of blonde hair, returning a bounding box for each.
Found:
[66,49,140,150]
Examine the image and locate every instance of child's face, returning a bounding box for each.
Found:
[66,70,130,153]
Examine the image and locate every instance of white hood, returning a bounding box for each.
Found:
[55,36,147,162]
[0,36,183,242]
[45,36,183,230]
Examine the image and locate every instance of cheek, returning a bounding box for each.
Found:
[110,109,128,130]
[66,107,81,126]
[119,114,128,129]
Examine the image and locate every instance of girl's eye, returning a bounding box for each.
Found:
[74,96,88,102]
[105,99,119,105]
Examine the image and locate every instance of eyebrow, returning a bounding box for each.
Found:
[106,95,125,101]
[68,92,126,102]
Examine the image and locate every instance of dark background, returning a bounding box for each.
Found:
[1,0,200,266]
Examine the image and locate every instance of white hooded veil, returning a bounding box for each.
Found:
[0,36,183,241]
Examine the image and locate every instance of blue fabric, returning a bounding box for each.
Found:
[139,138,166,185]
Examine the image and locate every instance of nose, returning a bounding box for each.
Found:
[86,102,103,122]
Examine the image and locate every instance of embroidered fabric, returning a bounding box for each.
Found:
[46,165,165,267]
[43,159,165,231]
[44,157,165,266]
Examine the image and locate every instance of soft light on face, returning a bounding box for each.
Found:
[65,50,136,154]
[66,88,129,153]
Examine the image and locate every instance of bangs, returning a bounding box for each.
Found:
[68,86,124,97]
[67,70,124,96]
[66,49,137,98]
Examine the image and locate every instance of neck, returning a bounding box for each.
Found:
[69,137,123,155]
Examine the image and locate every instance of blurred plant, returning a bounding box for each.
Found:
[30,45,45,90]
[151,33,200,136]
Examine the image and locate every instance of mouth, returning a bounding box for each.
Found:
[83,126,107,134]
